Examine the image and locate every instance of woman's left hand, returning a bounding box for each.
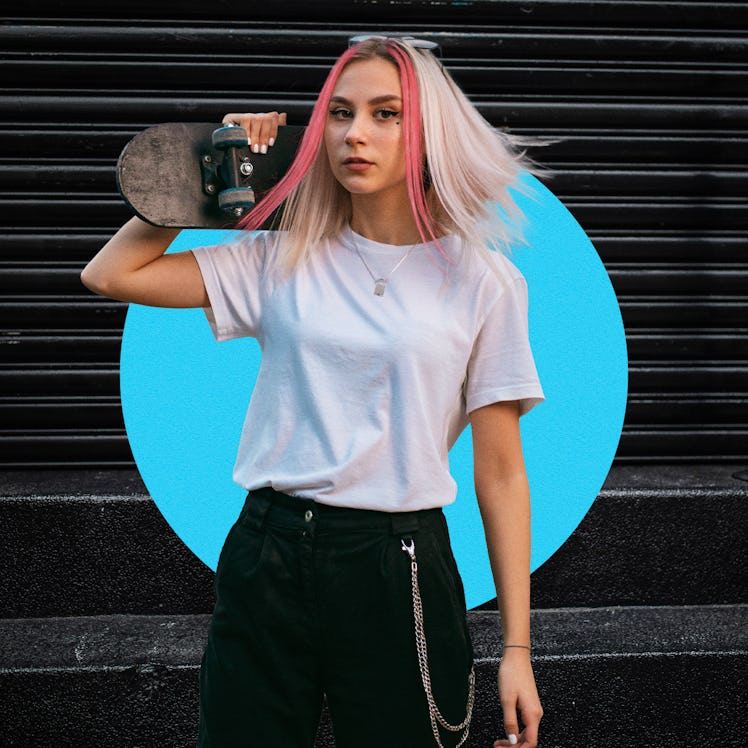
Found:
[493,648,543,747]
[221,111,287,154]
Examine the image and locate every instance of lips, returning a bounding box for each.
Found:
[342,156,373,173]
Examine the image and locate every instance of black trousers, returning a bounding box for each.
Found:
[198,487,474,748]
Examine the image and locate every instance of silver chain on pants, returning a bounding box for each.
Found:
[401,537,475,748]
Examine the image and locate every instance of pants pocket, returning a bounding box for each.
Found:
[214,521,268,595]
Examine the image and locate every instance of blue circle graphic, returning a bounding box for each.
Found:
[120,174,628,608]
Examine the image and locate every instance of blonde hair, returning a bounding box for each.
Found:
[239,37,538,272]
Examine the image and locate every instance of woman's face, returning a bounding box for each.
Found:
[324,57,408,203]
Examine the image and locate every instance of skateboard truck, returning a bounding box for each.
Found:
[200,125,256,217]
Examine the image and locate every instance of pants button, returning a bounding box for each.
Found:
[304,509,313,522]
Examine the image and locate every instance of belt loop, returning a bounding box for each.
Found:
[242,490,273,531]
[389,511,420,536]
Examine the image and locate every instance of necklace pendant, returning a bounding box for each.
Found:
[374,279,387,296]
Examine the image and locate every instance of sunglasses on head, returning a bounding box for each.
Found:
[348,34,442,58]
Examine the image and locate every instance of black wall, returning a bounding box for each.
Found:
[1,1,746,466]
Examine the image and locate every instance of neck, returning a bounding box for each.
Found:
[349,191,421,246]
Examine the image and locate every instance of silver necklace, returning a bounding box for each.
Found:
[350,232,418,296]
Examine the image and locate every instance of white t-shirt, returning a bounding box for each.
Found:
[191,226,543,512]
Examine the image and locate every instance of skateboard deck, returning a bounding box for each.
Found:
[116,122,304,228]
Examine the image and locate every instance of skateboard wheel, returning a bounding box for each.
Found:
[218,187,256,214]
[212,126,249,149]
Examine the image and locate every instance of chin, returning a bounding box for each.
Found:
[336,177,379,195]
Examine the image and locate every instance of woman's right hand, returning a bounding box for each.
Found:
[222,111,287,154]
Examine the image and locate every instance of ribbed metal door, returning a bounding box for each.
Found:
[1,1,746,466]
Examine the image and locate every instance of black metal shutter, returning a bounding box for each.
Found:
[1,1,746,466]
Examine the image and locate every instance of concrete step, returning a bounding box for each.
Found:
[0,470,215,618]
[529,463,748,608]
[2,465,746,616]
[0,605,744,747]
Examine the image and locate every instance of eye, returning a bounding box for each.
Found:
[329,107,352,120]
[375,108,400,120]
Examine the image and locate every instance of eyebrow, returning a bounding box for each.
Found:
[329,95,402,106]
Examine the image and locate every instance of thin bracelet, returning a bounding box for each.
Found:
[502,644,531,651]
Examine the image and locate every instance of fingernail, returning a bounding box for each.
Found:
[268,137,275,147]
[508,735,518,746]
[260,144,268,154]
[252,144,259,154]
[247,136,252,145]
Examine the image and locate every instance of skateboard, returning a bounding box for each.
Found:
[116,123,304,228]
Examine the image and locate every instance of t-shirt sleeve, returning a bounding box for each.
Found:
[190,232,269,341]
[465,274,545,417]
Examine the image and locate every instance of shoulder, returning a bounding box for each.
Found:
[225,229,277,254]
[449,236,527,297]
[190,231,287,297]
[191,229,279,265]
[483,248,527,288]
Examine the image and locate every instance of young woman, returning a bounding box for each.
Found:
[82,36,544,748]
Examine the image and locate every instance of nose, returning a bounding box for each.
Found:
[344,114,367,145]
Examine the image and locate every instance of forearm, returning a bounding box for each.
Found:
[476,470,532,646]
